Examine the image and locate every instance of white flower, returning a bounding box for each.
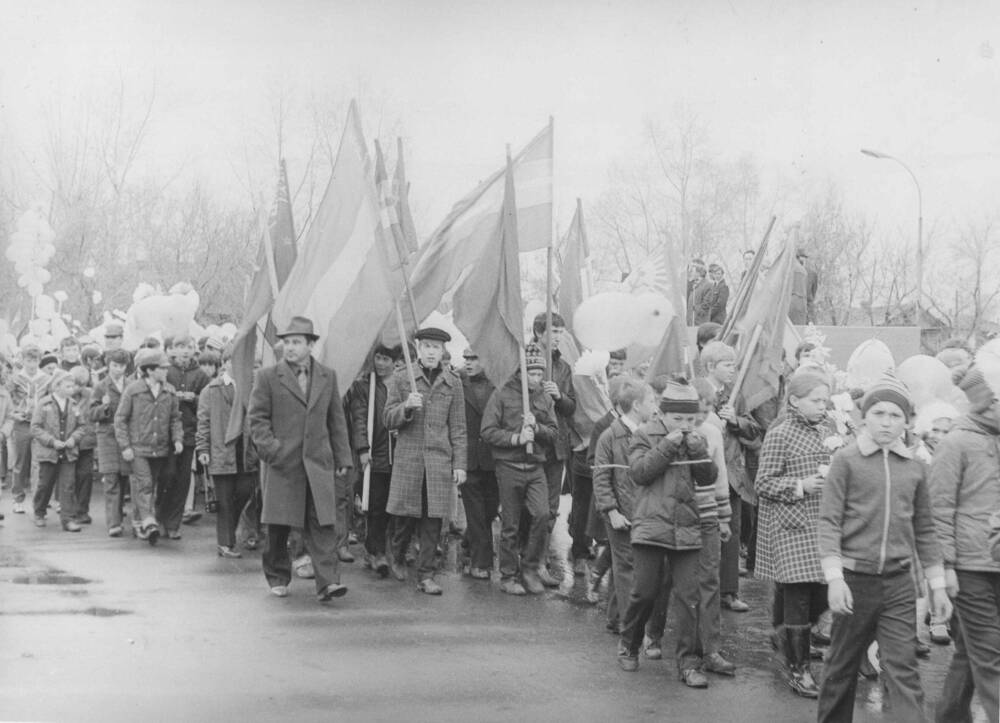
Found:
[823,435,845,452]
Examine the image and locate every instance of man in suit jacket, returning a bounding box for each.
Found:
[708,264,729,325]
[248,316,353,603]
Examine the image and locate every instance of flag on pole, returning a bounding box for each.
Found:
[557,198,589,331]
[270,100,402,386]
[375,139,412,270]
[721,216,775,343]
[225,161,296,443]
[451,153,524,389]
[382,122,552,344]
[731,233,797,412]
[394,137,419,253]
[645,239,691,379]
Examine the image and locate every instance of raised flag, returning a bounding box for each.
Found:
[270,100,402,386]
[451,154,523,388]
[732,233,797,412]
[394,137,419,253]
[383,121,553,344]
[557,198,589,330]
[721,216,775,343]
[225,160,296,443]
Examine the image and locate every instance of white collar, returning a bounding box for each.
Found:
[620,415,640,433]
[856,429,913,459]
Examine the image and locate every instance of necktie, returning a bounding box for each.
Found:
[297,365,309,396]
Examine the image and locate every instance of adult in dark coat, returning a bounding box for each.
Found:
[459,348,497,579]
[708,264,730,325]
[248,316,352,603]
[90,349,133,536]
[384,327,467,595]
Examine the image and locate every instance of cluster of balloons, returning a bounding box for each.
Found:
[19,294,71,351]
[5,206,56,298]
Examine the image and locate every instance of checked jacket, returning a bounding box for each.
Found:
[754,406,839,583]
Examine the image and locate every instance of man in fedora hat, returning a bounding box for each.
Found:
[248,316,353,603]
[385,326,467,595]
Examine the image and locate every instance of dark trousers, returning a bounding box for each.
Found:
[496,461,547,580]
[935,610,978,723]
[74,448,94,519]
[263,487,340,592]
[459,469,498,570]
[605,522,634,628]
[103,473,128,529]
[775,581,828,626]
[335,468,353,548]
[542,458,564,518]
[159,444,194,533]
[646,520,722,657]
[364,470,392,557]
[213,472,255,548]
[742,501,758,572]
[620,544,700,671]
[720,489,741,596]
[11,421,32,503]
[391,480,443,580]
[936,570,1000,723]
[817,570,925,723]
[568,452,593,560]
[33,460,76,523]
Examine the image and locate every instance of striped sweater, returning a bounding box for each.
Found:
[698,416,733,526]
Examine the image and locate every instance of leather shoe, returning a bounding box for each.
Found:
[293,557,315,579]
[618,654,639,672]
[721,594,750,612]
[34,516,46,527]
[217,545,242,559]
[536,566,561,587]
[317,583,348,601]
[469,567,491,580]
[77,515,93,525]
[500,579,527,595]
[703,652,736,676]
[521,569,545,595]
[641,635,662,660]
[390,561,408,581]
[373,555,390,578]
[679,668,709,688]
[108,525,123,538]
[270,585,289,598]
[929,622,951,645]
[182,510,202,524]
[337,546,355,563]
[417,578,443,595]
[62,520,82,532]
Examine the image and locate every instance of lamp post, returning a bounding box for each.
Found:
[860,148,924,326]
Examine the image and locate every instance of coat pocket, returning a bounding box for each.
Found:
[774,501,809,531]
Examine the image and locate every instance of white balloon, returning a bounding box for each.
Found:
[573,292,674,351]
[846,339,895,390]
[897,355,953,408]
[27,281,43,297]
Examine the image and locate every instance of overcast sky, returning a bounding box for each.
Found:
[3,0,999,247]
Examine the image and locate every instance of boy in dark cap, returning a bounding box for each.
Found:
[385,326,467,595]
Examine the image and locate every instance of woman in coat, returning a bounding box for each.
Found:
[754,370,837,698]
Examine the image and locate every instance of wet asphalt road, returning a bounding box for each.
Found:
[0,492,988,723]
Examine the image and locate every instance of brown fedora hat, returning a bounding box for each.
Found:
[276,316,320,341]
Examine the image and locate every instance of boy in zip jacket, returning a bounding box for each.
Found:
[816,375,950,722]
[31,370,86,531]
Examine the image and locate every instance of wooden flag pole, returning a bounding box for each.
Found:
[393,300,418,392]
[519,343,533,455]
[729,323,763,406]
[258,207,280,300]
[721,215,776,343]
[545,245,554,380]
[361,370,376,513]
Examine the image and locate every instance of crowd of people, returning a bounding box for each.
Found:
[1,307,1000,723]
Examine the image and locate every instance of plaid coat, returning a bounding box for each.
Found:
[754,407,837,583]
[385,364,467,519]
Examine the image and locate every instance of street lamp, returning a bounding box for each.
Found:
[860,148,924,326]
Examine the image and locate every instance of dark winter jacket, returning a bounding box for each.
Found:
[348,372,392,474]
[114,378,183,458]
[166,359,210,446]
[627,419,717,550]
[31,394,87,464]
[196,376,259,476]
[461,371,496,472]
[481,376,557,465]
[90,374,130,474]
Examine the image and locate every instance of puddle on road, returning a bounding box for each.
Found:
[9,573,91,585]
[0,606,131,617]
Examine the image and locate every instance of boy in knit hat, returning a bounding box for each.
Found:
[931,359,1000,723]
[31,370,86,531]
[618,376,718,688]
[480,344,558,595]
[817,373,950,722]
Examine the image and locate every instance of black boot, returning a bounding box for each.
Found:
[784,625,820,698]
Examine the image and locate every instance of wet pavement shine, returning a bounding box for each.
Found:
[0,493,990,722]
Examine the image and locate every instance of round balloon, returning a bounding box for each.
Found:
[846,339,895,390]
[897,355,953,407]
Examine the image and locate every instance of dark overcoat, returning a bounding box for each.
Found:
[90,375,130,475]
[384,364,467,519]
[248,358,352,527]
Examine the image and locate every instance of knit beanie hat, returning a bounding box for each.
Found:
[860,372,914,420]
[659,377,700,414]
[525,343,546,372]
[962,340,1000,412]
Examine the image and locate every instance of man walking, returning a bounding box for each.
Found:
[459,348,498,580]
[248,316,352,603]
[384,327,467,596]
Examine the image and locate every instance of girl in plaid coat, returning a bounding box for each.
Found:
[754,370,838,699]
